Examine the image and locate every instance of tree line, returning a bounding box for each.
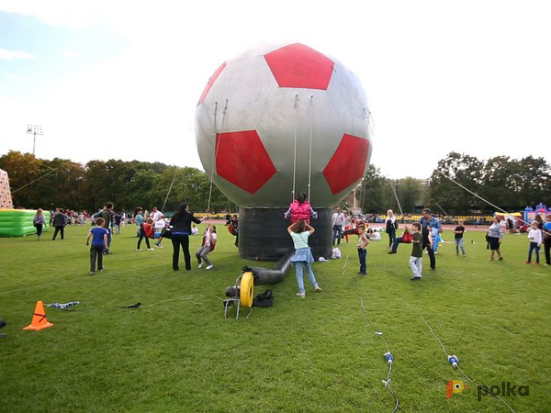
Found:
[1,150,549,214]
[0,151,230,213]
[357,152,550,214]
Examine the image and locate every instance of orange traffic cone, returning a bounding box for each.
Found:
[23,301,54,331]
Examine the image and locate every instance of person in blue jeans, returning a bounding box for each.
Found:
[388,225,413,254]
[86,217,109,275]
[385,209,397,251]
[357,224,370,275]
[288,220,322,298]
[169,203,205,271]
[332,208,345,246]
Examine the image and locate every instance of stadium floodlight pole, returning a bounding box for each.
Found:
[26,124,43,156]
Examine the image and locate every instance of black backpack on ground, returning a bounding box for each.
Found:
[253,290,273,308]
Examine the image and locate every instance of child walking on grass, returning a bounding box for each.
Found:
[454,220,466,256]
[288,220,321,298]
[525,221,543,265]
[196,225,217,270]
[410,222,423,280]
[357,224,370,275]
[33,208,45,240]
[86,217,109,275]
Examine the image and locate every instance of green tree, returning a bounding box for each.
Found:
[147,167,225,213]
[81,159,145,211]
[125,169,159,211]
[395,177,425,212]
[358,164,394,213]
[0,151,43,208]
[480,156,520,210]
[508,156,550,207]
[428,152,484,213]
[33,158,85,210]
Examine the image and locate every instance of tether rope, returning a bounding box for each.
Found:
[206,99,228,214]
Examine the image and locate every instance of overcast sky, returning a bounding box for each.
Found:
[0,0,550,179]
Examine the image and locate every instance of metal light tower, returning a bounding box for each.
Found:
[26,125,43,156]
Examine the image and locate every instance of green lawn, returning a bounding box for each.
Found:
[0,224,549,412]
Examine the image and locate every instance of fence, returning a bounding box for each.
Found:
[370,214,495,226]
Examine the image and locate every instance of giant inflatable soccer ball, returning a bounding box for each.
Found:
[195,43,373,209]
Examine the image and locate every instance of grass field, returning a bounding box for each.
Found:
[0,224,550,412]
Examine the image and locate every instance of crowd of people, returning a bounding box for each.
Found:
[325,206,551,281]
[32,193,551,295]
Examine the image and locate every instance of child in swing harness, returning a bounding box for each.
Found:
[288,220,322,298]
[137,218,155,251]
[196,225,217,270]
[284,192,318,224]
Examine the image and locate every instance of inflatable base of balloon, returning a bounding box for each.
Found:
[0,209,51,237]
[238,208,332,261]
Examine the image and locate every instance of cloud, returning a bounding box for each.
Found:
[0,47,34,61]
[0,0,101,29]
[63,50,79,57]
[1,0,551,179]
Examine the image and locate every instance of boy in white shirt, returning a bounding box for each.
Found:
[525,221,543,265]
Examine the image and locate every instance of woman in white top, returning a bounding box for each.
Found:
[288,220,322,298]
[525,221,543,265]
[385,209,397,251]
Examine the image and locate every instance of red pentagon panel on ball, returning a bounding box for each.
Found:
[323,134,369,195]
[264,43,334,90]
[215,130,277,194]
[197,62,226,105]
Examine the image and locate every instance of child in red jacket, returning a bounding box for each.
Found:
[137,218,155,251]
[284,192,318,224]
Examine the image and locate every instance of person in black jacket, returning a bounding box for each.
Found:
[52,208,68,240]
[169,203,205,271]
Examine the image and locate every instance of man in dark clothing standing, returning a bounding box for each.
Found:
[52,208,68,240]
[420,208,437,270]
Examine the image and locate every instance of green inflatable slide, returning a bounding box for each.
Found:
[0,209,51,237]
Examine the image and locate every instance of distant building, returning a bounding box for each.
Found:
[345,183,363,214]
[0,168,13,209]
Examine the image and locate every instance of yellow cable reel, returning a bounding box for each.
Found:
[240,272,254,308]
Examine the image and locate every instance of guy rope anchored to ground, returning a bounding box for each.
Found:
[423,316,515,413]
[359,297,400,413]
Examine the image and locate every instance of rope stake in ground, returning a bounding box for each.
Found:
[360,298,400,413]
[422,317,515,413]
